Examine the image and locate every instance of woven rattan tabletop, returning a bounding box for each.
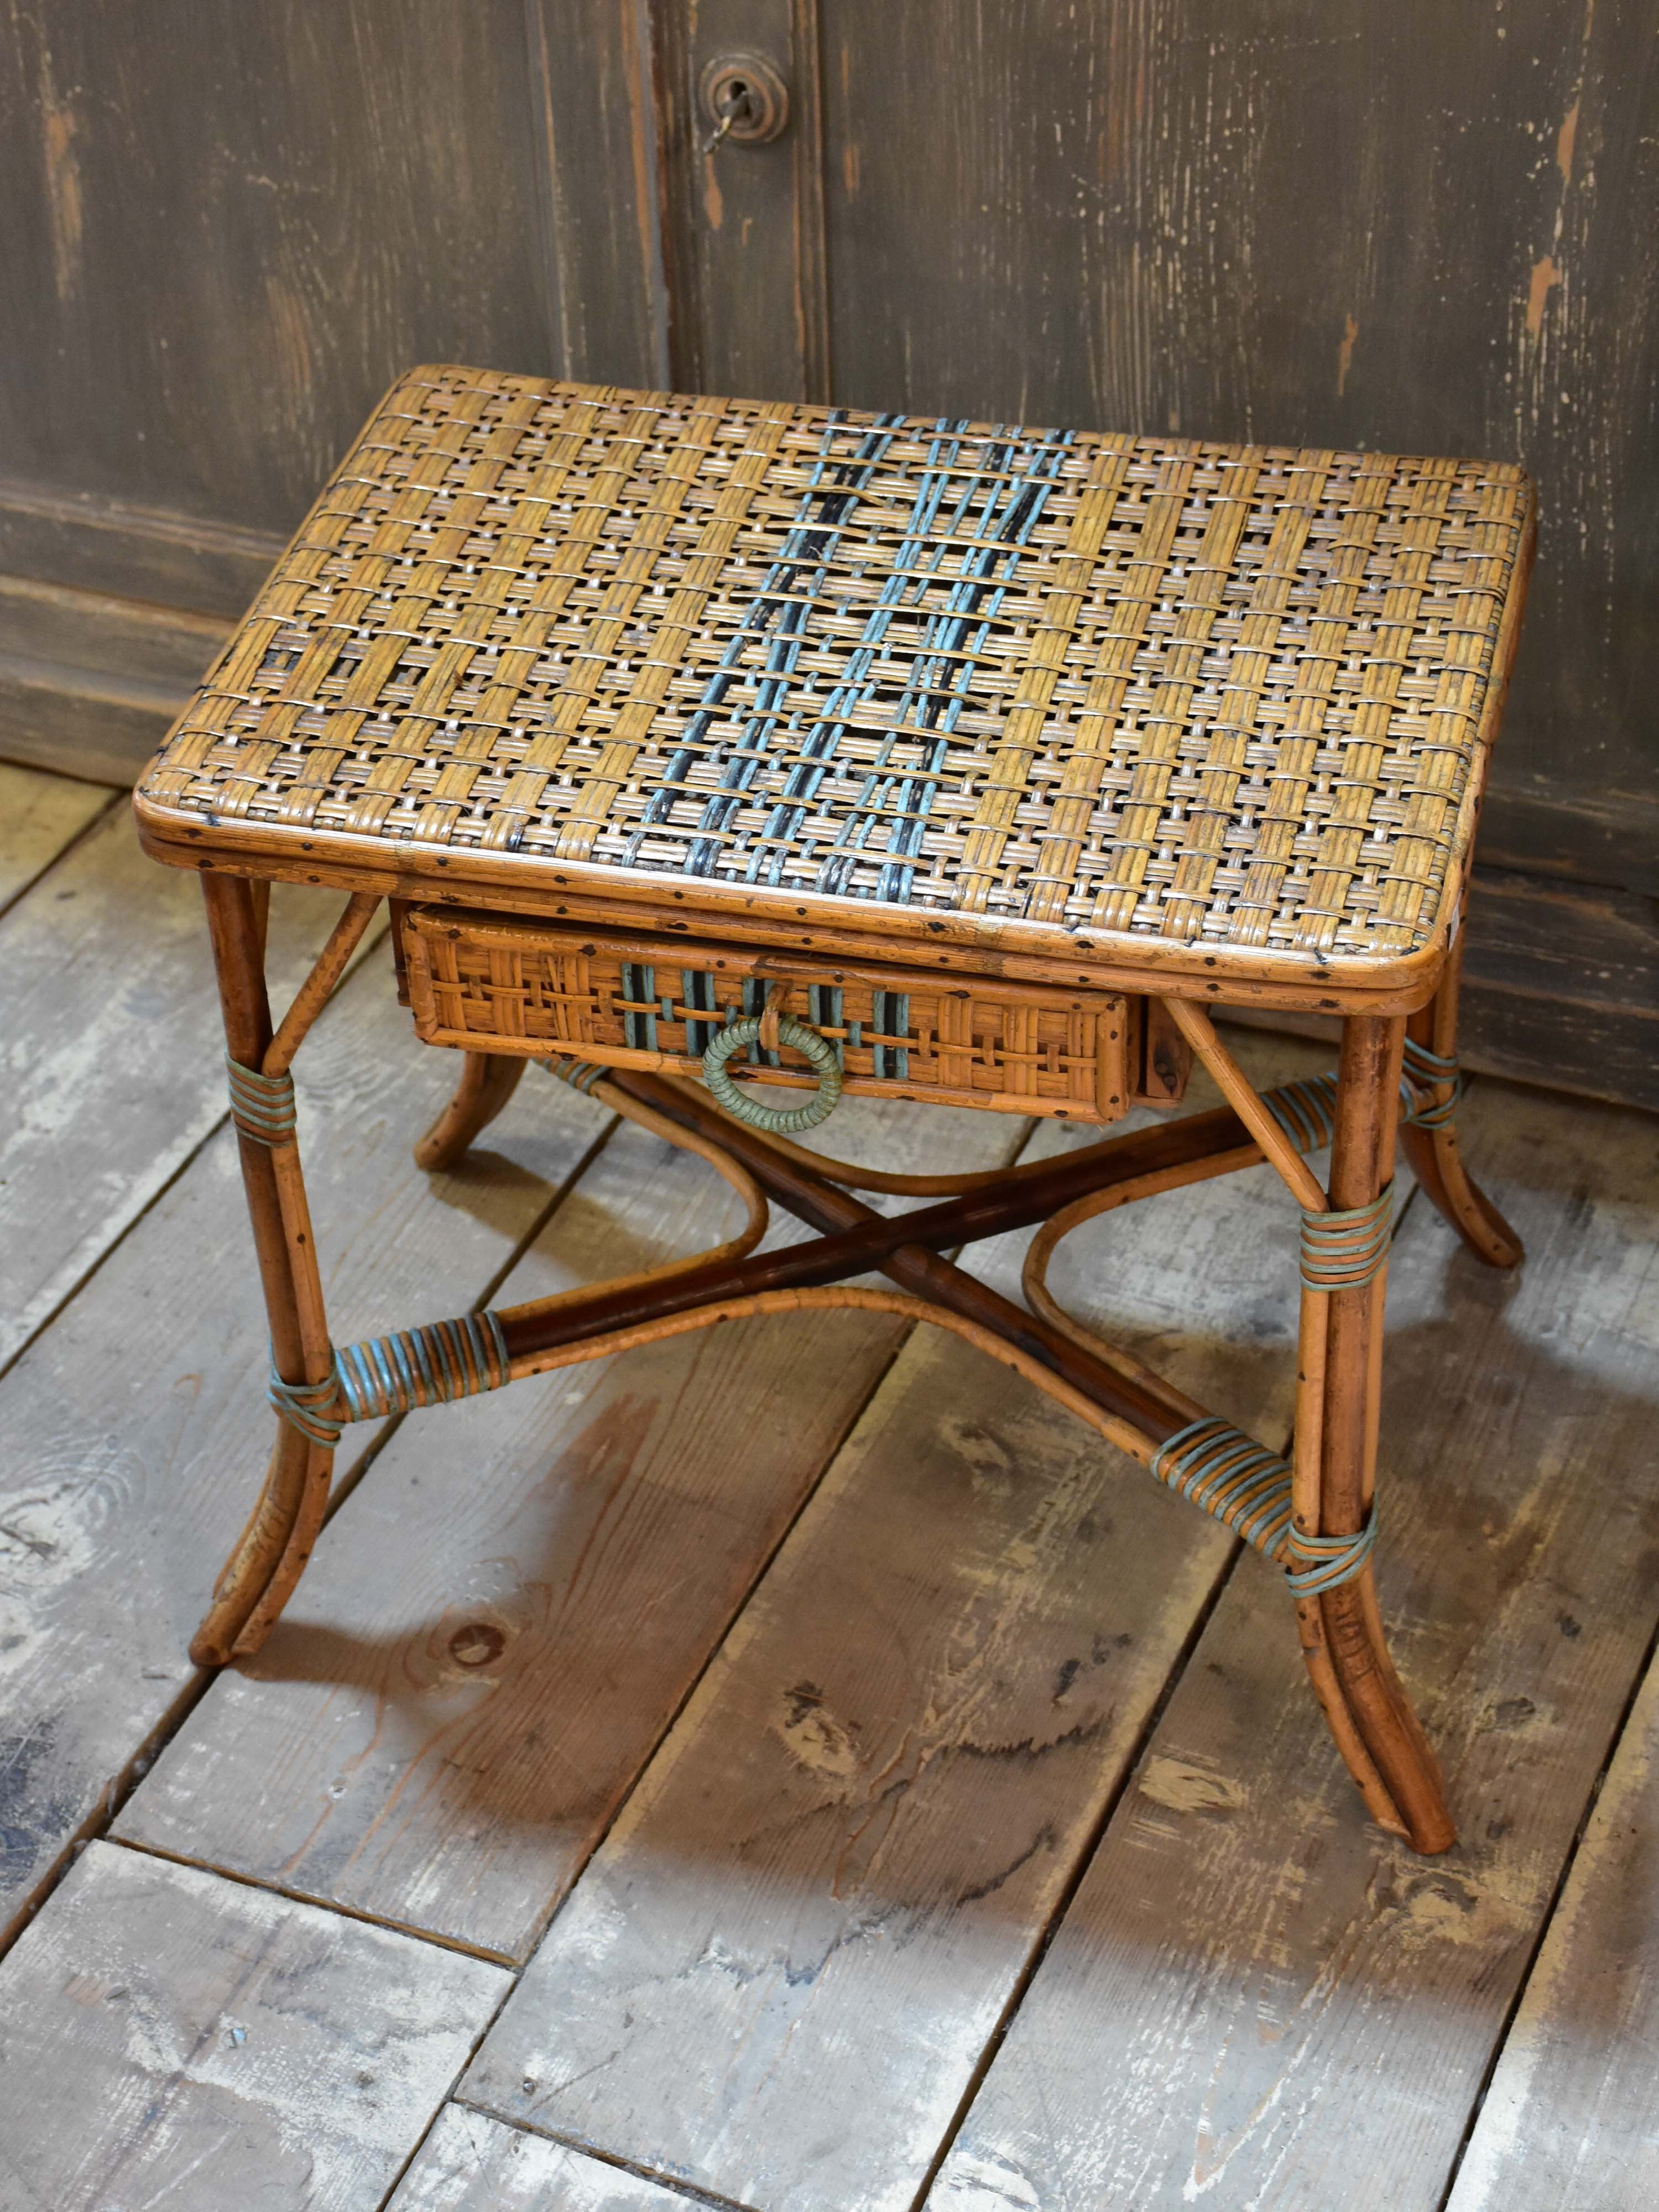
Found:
[135,364,1534,999]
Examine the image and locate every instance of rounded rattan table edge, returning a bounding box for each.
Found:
[383,361,1543,486]
[130,789,1453,1016]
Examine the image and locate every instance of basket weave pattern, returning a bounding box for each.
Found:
[401,911,1129,1120]
[144,365,1531,963]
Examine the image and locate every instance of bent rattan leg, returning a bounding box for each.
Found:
[414,1052,526,1171]
[191,874,341,1665]
[192,1424,333,1665]
[1400,945,1524,1270]
[1296,1015,1456,1853]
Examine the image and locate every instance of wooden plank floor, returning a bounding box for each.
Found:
[2,759,1657,2211]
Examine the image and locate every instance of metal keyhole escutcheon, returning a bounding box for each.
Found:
[697,53,790,154]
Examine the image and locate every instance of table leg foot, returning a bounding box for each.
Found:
[1402,945,1524,1270]
[197,872,342,1660]
[1298,1014,1458,1853]
[190,1422,334,1664]
[414,1052,526,1170]
[1401,1118,1524,1270]
[1310,1568,1455,1853]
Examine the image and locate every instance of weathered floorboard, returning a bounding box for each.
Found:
[1444,1643,1659,2211]
[931,1077,1659,2211]
[116,1091,1026,1962]
[0,807,343,1370]
[458,1042,1334,2210]
[0,758,111,910]
[0,946,597,1946]
[0,1841,507,2212]
[390,2107,688,2210]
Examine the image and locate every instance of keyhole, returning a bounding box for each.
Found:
[697,53,791,150]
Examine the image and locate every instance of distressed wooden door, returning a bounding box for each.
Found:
[542,0,1658,1108]
[2,0,1655,1102]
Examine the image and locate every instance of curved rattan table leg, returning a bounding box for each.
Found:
[1399,1119,1524,1270]
[191,873,341,1664]
[1401,945,1524,1270]
[414,1052,526,1171]
[1298,1016,1457,1854]
[190,1424,334,1663]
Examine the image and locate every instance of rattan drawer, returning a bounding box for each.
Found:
[400,907,1133,1123]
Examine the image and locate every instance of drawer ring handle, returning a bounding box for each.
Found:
[702,1015,844,1134]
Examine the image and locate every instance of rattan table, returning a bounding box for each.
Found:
[134,366,1535,1855]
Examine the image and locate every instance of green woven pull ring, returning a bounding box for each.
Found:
[702,1014,844,1134]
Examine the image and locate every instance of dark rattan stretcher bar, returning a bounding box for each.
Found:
[134,366,1537,1856]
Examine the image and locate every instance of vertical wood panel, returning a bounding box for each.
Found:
[527,0,670,390]
[792,0,832,400]
[818,0,1659,887]
[0,1,1655,1055]
[653,0,828,398]
[0,0,556,534]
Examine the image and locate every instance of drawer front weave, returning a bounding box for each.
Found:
[401,909,1130,1123]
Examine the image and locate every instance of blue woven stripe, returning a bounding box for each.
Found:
[760,418,970,894]
[820,424,1074,902]
[728,416,967,891]
[624,411,1075,898]
[624,411,900,874]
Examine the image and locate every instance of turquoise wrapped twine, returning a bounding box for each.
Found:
[1281,1518,1379,1595]
[1264,1056,1463,1154]
[268,1311,510,1447]
[1151,1417,1295,1557]
[1150,1415,1376,1596]
[1264,1074,1338,1154]
[542,1054,609,1095]
[1299,1184,1395,1292]
[266,1364,343,1446]
[336,1311,510,1421]
[226,1056,297,1145]
[702,1014,844,1135]
[1400,1036,1464,1129]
